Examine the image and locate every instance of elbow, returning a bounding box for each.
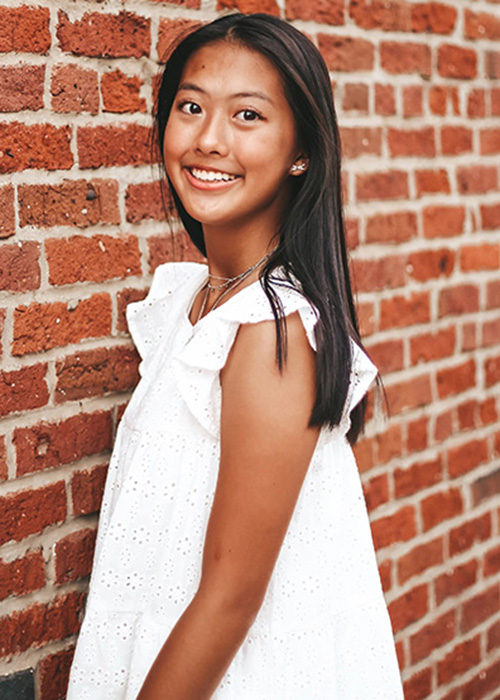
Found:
[195,577,266,625]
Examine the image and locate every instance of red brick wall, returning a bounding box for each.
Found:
[0,1,499,698]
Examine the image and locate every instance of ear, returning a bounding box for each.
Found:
[289,156,309,176]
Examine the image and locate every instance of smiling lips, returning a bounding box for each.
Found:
[185,166,241,190]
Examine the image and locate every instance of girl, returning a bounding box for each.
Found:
[67,13,404,700]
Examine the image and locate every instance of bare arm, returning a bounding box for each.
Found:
[137,312,320,700]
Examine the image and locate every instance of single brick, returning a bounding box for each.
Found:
[0,550,45,602]
[421,488,463,531]
[441,126,473,155]
[55,528,97,585]
[402,85,423,117]
[394,456,442,499]
[366,211,417,243]
[55,345,140,402]
[340,127,382,158]
[461,585,500,633]
[116,287,148,333]
[380,291,430,330]
[77,124,152,169]
[481,128,500,155]
[438,45,477,79]
[409,248,455,282]
[318,35,374,72]
[410,328,455,364]
[371,505,416,549]
[388,127,435,157]
[380,41,431,77]
[465,9,500,41]
[481,203,500,230]
[71,464,108,516]
[0,65,45,112]
[457,165,498,194]
[0,122,73,173]
[461,243,500,272]
[356,170,408,201]
[349,0,410,31]
[46,235,141,285]
[436,359,476,399]
[14,410,113,476]
[341,83,368,112]
[126,181,166,223]
[50,63,99,114]
[12,294,112,356]
[423,205,465,238]
[435,560,478,605]
[486,51,500,80]
[375,84,396,115]
[0,364,48,418]
[285,0,343,24]
[411,2,457,34]
[467,89,486,119]
[0,240,41,291]
[386,375,432,414]
[217,0,279,15]
[0,592,84,657]
[375,423,403,464]
[0,5,50,53]
[0,481,66,546]
[56,10,151,58]
[439,284,479,317]
[0,184,15,238]
[352,255,406,293]
[19,179,119,229]
[485,355,500,388]
[472,467,500,505]
[101,69,147,113]
[415,169,451,196]
[448,439,489,479]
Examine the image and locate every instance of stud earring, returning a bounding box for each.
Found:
[290,163,307,174]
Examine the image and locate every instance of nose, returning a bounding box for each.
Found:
[194,111,229,157]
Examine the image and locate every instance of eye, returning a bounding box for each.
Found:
[235,109,263,122]
[178,101,202,115]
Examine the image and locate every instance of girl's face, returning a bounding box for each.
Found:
[163,40,301,235]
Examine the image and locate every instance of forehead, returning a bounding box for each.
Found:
[179,40,286,101]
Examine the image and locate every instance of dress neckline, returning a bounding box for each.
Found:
[183,264,263,329]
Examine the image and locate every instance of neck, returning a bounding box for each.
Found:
[202,216,279,280]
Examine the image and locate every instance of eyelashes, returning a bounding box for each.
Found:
[176,100,265,122]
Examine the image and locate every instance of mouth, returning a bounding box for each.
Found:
[183,166,242,190]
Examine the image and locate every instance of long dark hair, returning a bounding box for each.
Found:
[153,13,369,444]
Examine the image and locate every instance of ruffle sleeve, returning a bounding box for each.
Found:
[170,279,320,439]
[126,262,205,373]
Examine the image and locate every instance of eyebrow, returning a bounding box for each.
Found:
[178,82,275,106]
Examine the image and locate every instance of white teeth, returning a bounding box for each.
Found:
[190,168,237,182]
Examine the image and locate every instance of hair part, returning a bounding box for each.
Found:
[153,13,371,444]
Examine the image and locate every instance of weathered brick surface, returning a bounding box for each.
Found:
[14,411,113,476]
[13,294,112,355]
[19,180,120,228]
[54,528,97,585]
[46,236,141,285]
[1,2,500,696]
[0,123,73,173]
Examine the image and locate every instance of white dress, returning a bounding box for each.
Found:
[67,262,404,700]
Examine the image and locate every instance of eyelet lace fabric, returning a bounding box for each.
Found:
[66,262,404,700]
